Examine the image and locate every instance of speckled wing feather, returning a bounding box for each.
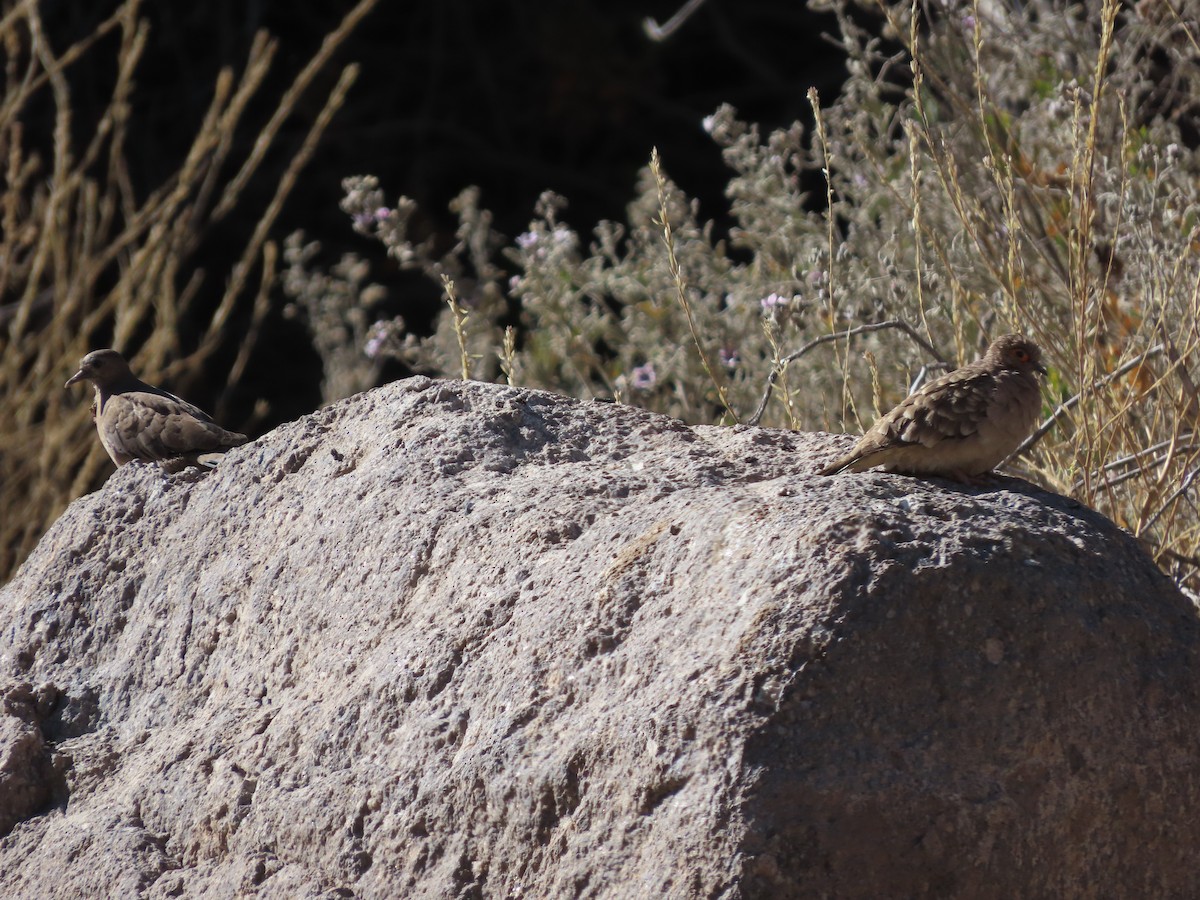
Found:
[883,367,996,446]
[819,366,996,474]
[97,389,247,465]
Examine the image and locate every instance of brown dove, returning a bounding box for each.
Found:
[818,333,1046,481]
[66,348,248,468]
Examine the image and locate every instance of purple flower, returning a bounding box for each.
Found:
[352,207,391,231]
[719,347,740,370]
[630,363,657,391]
[516,231,540,250]
[760,292,789,313]
[364,320,392,359]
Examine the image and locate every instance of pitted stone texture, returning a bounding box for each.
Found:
[2,376,1198,899]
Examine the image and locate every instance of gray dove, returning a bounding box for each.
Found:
[66,348,248,468]
[819,333,1046,481]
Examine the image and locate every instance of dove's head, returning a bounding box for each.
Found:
[986,334,1047,377]
[66,349,135,390]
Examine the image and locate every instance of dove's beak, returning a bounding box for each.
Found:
[65,369,86,388]
[1035,361,1048,376]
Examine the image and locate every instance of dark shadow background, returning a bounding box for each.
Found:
[43,0,849,428]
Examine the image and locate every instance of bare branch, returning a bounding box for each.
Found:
[746,320,946,427]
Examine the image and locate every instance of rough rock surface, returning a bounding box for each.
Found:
[2,376,1199,899]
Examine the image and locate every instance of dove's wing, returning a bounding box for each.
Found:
[98,391,247,462]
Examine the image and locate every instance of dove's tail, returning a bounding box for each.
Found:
[817,456,851,476]
[818,450,878,476]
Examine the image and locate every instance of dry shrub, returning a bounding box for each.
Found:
[0,0,380,580]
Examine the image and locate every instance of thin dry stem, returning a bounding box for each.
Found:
[441,274,473,381]
[650,147,739,424]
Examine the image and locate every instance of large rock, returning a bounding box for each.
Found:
[2,376,1198,898]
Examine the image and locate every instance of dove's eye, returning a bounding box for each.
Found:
[1013,348,1030,362]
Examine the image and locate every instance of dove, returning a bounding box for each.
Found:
[818,333,1046,481]
[66,348,248,468]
